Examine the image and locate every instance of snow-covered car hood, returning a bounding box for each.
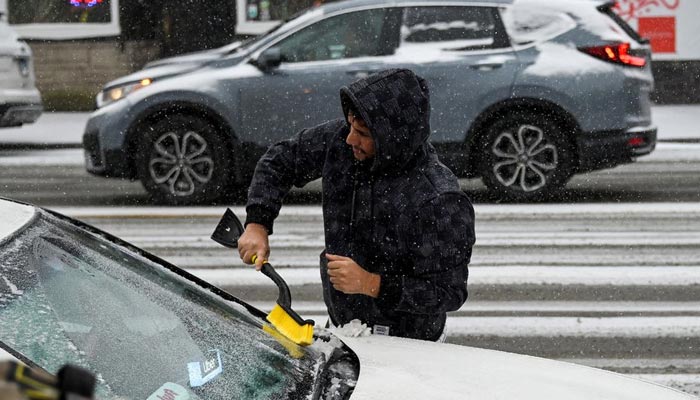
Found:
[144,41,243,69]
[103,42,245,90]
[103,62,207,90]
[339,335,693,400]
[0,200,35,243]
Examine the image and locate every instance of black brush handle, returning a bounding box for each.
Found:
[254,255,314,326]
[260,262,292,308]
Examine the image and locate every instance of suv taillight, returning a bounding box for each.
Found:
[579,42,647,67]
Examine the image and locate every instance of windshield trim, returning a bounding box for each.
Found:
[1,203,360,399]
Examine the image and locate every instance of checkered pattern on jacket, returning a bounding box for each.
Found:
[247,69,475,341]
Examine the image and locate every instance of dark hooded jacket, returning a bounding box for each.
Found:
[246,69,475,341]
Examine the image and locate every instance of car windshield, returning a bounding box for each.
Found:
[0,209,321,400]
[232,7,324,55]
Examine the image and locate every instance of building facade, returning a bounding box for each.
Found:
[1,0,697,111]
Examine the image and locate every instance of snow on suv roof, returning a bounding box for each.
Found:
[322,0,513,14]
[0,200,36,242]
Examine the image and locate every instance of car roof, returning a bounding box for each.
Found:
[315,0,610,16]
[0,199,36,243]
[319,0,514,14]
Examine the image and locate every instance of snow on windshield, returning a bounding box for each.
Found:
[0,210,319,400]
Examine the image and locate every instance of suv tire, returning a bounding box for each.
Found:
[136,114,232,205]
[479,112,574,201]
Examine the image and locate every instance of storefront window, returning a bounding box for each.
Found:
[6,0,119,39]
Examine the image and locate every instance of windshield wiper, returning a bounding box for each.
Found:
[310,337,359,400]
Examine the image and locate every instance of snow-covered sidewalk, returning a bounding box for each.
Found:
[0,105,698,147]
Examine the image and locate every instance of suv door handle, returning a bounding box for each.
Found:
[469,62,504,71]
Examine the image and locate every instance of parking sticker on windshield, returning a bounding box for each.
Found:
[147,382,190,400]
[187,350,223,388]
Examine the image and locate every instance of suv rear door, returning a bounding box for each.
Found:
[388,5,519,144]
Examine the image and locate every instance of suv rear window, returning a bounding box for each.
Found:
[500,6,576,45]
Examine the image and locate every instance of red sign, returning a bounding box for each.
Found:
[613,0,680,20]
[638,17,676,53]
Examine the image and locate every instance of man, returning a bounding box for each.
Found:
[238,69,475,341]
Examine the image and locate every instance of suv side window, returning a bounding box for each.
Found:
[401,6,506,51]
[276,9,390,63]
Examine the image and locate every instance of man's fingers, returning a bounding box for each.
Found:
[326,253,351,261]
[327,260,343,270]
[254,255,265,271]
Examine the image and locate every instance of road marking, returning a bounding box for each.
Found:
[51,201,700,219]
[187,266,700,287]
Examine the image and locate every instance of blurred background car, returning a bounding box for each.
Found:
[0,197,695,399]
[0,15,42,128]
[82,0,655,204]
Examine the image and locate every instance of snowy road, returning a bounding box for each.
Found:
[2,140,700,205]
[1,105,698,146]
[52,203,700,396]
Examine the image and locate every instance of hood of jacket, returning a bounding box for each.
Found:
[339,69,431,174]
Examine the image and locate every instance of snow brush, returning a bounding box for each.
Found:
[211,208,315,346]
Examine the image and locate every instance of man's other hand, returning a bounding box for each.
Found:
[238,223,270,270]
[326,253,380,297]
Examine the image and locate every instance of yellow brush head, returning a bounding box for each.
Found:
[267,304,314,346]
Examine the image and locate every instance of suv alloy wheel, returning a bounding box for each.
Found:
[136,114,232,205]
[479,112,575,201]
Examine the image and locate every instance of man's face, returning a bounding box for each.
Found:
[345,110,376,161]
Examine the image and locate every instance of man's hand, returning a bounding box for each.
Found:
[326,253,380,297]
[238,223,270,270]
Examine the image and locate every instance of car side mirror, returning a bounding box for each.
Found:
[257,47,282,71]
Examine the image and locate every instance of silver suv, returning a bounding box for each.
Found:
[83,0,655,204]
[0,18,42,128]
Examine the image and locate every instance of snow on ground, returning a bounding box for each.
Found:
[0,106,698,147]
[248,300,700,314]
[652,105,700,141]
[53,202,700,217]
[0,112,89,145]
[442,316,700,337]
[187,265,700,287]
[1,141,698,167]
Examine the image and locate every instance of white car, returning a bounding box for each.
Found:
[0,18,42,128]
[0,198,694,399]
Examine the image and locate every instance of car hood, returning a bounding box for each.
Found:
[103,62,209,90]
[0,200,35,243]
[144,41,243,69]
[338,335,693,400]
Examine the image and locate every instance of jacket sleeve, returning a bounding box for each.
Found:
[246,121,340,233]
[375,192,475,314]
